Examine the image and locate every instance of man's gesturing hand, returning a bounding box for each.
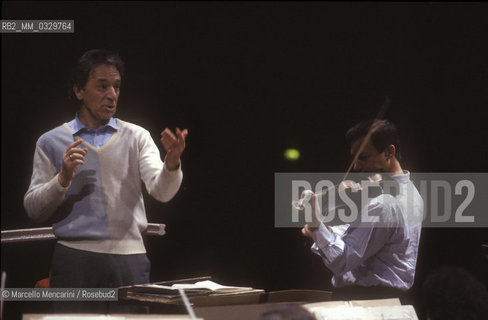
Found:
[160,127,188,170]
[58,139,88,187]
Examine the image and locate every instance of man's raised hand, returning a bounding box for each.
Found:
[58,139,88,187]
[160,127,188,170]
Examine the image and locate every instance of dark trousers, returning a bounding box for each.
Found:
[50,243,150,314]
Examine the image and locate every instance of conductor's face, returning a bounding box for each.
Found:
[74,64,121,128]
[350,139,388,173]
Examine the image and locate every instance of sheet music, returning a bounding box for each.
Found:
[137,280,253,293]
[38,316,198,320]
[172,280,253,293]
[366,305,418,320]
[310,305,418,320]
[310,306,368,320]
[41,317,125,320]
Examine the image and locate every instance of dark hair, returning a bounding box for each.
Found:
[258,304,316,320]
[69,49,125,102]
[422,267,488,320]
[345,119,401,160]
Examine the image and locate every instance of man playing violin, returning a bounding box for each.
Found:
[301,119,423,302]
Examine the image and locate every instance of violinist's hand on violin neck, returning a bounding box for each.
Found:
[292,190,313,210]
[300,190,322,229]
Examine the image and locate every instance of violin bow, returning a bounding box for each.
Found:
[293,97,391,210]
[342,96,391,182]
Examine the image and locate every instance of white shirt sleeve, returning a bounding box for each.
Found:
[138,131,183,203]
[310,199,395,276]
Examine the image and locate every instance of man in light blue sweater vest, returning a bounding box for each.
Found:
[24,49,188,313]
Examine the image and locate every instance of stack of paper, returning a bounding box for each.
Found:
[30,316,199,320]
[135,280,254,294]
[304,298,418,320]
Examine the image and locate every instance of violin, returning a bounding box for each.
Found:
[292,173,383,211]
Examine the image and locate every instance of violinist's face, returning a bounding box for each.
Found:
[350,139,388,172]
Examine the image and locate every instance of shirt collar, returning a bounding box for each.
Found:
[72,113,119,134]
[391,170,410,184]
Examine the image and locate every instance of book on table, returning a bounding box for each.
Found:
[133,280,254,294]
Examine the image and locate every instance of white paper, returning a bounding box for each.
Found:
[310,305,418,320]
[171,280,253,292]
[41,316,125,320]
[40,316,199,320]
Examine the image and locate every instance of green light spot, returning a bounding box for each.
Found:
[284,148,300,161]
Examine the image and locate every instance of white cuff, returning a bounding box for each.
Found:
[311,223,336,248]
[54,173,70,192]
[163,161,181,173]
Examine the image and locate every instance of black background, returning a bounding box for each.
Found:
[2,1,488,318]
